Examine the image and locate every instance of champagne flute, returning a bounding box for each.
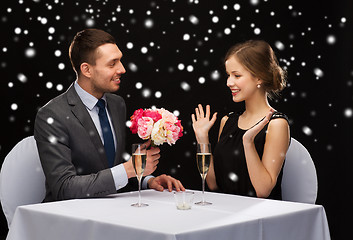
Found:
[195,143,212,205]
[131,143,148,207]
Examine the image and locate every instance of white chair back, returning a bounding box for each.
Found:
[0,136,46,227]
[281,137,318,204]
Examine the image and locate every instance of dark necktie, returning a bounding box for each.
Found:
[96,99,115,167]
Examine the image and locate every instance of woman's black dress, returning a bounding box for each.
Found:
[213,111,289,200]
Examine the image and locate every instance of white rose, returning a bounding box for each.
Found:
[151,119,166,145]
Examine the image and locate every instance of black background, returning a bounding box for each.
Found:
[1,0,352,239]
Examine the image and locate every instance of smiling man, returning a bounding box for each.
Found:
[34,29,184,202]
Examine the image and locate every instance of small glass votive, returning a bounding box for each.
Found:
[174,191,194,210]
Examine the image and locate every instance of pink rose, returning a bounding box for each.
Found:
[164,122,181,145]
[137,117,154,140]
[175,120,183,138]
[143,109,162,122]
[158,108,177,123]
[130,109,144,134]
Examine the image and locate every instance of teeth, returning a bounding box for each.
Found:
[232,90,240,93]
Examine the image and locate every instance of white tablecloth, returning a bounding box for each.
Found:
[7,190,330,240]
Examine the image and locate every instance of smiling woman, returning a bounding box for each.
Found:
[192,40,290,200]
[225,40,287,101]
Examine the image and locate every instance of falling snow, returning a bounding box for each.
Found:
[228,172,239,182]
[302,126,313,136]
[25,48,36,58]
[344,108,352,118]
[1,1,352,202]
[17,73,27,83]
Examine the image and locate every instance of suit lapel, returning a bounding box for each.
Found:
[66,84,109,168]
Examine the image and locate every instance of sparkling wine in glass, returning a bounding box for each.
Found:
[195,143,212,205]
[131,143,148,207]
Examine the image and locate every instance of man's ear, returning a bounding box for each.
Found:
[80,63,91,78]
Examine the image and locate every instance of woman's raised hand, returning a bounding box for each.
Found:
[191,104,217,143]
[243,108,275,144]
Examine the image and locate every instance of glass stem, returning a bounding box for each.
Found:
[202,176,205,202]
[138,177,142,206]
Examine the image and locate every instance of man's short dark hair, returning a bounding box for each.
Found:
[69,29,116,75]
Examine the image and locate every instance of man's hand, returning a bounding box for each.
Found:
[148,174,185,192]
[124,140,160,178]
[143,140,160,176]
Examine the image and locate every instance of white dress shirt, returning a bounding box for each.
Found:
[74,81,152,190]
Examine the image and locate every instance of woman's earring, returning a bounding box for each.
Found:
[257,84,261,88]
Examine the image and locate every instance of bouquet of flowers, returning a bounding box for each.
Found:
[130,108,183,146]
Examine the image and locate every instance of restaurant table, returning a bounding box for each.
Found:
[6,189,330,240]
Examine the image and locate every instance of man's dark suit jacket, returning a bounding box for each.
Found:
[34,84,136,202]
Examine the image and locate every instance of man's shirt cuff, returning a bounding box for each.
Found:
[142,175,154,189]
[111,164,128,190]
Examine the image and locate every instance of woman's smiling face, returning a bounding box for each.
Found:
[225,56,260,102]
